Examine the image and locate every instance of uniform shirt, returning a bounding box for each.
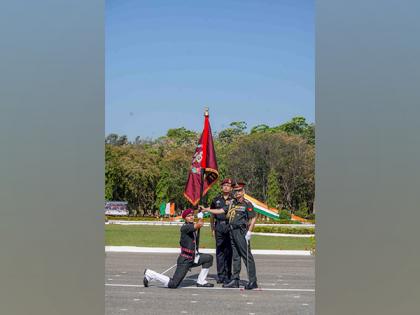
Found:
[210,193,234,222]
[179,222,197,260]
[230,198,256,227]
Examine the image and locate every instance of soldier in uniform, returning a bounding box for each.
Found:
[208,178,234,284]
[203,182,258,289]
[143,208,214,288]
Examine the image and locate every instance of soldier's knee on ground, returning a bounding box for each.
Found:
[167,280,179,289]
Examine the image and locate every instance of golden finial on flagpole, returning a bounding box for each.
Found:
[204,106,209,117]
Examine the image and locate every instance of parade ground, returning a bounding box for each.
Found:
[105,252,315,315]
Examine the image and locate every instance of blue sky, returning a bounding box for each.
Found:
[106,0,314,140]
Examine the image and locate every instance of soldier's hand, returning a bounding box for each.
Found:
[199,205,209,212]
[197,212,204,219]
[245,231,252,243]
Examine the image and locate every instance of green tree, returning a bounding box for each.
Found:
[105,133,128,146]
[267,169,281,208]
[218,121,247,144]
[274,117,315,144]
[250,124,270,134]
[104,117,315,216]
[275,117,309,135]
[105,144,126,201]
[166,127,198,146]
[225,131,314,211]
[155,147,194,212]
[105,144,160,215]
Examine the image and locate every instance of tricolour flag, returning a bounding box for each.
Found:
[184,109,219,206]
[160,202,175,216]
[244,194,280,220]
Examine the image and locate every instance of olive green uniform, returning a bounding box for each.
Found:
[228,199,257,283]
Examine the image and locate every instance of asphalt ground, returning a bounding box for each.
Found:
[106,252,314,315]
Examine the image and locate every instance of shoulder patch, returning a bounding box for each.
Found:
[247,206,253,212]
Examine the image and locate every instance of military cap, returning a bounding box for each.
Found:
[233,181,246,190]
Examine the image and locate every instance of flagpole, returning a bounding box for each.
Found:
[199,107,209,206]
[197,107,209,251]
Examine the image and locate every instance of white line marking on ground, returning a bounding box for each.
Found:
[190,301,197,303]
[108,278,113,281]
[119,309,128,311]
[105,283,314,292]
[253,232,314,238]
[105,246,311,256]
[302,303,309,306]
[294,295,300,298]
[247,302,253,305]
[107,221,314,228]
[133,298,140,301]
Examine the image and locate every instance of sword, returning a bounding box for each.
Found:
[161,264,177,275]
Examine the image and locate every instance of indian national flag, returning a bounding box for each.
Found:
[160,202,175,216]
[244,194,280,220]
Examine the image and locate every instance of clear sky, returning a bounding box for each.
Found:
[106,0,314,140]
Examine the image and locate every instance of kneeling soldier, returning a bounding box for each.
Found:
[143,208,214,288]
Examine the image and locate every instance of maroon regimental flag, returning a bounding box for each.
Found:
[184,111,219,206]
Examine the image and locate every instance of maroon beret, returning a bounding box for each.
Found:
[181,208,194,219]
[221,178,233,186]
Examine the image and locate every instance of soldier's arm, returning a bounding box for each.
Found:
[194,218,204,230]
[199,205,225,215]
[248,216,257,232]
[210,216,215,234]
[247,202,257,232]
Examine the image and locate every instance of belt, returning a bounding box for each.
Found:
[215,220,228,225]
[180,253,194,260]
[180,247,195,259]
[229,224,246,230]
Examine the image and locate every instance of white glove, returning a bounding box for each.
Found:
[197,212,204,219]
[245,231,252,242]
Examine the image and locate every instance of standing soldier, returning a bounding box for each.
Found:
[203,181,258,289]
[143,208,214,288]
[208,178,234,284]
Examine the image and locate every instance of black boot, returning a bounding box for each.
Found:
[196,282,215,287]
[143,269,149,287]
[222,279,239,288]
[244,281,258,290]
[223,278,232,285]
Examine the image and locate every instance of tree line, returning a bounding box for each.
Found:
[105,116,315,217]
